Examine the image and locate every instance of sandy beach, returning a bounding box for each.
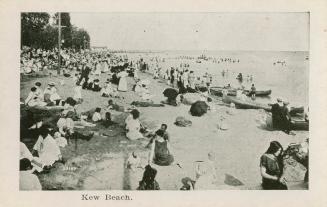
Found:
[20,65,308,190]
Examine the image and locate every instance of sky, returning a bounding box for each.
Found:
[69,12,309,51]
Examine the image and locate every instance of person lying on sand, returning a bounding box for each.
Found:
[131,100,165,108]
[107,100,125,112]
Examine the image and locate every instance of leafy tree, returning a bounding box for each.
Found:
[21,12,91,50]
[21,12,50,48]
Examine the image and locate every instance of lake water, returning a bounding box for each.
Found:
[129,50,309,107]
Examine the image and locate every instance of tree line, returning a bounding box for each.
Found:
[21,12,90,50]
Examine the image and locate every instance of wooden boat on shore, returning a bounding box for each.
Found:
[210,86,271,97]
[291,120,309,131]
[222,95,272,111]
[222,95,303,113]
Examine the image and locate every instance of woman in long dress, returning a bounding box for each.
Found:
[125,109,143,140]
[94,61,102,76]
[118,70,128,92]
[103,59,109,72]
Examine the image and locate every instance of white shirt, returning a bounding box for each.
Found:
[92,112,102,122]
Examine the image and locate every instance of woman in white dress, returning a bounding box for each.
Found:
[94,61,102,76]
[33,127,62,166]
[118,70,128,92]
[103,59,109,72]
[25,87,46,107]
[125,109,143,140]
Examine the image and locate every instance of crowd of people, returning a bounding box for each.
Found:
[20,47,308,191]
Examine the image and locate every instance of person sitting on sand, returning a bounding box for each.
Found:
[260,141,287,190]
[194,152,217,190]
[145,124,170,148]
[25,87,47,107]
[34,82,43,99]
[57,112,75,137]
[126,151,141,172]
[43,82,62,105]
[125,109,144,140]
[180,177,195,190]
[137,165,160,190]
[19,158,42,190]
[148,129,174,166]
[101,112,116,128]
[92,79,102,92]
[32,126,62,166]
[92,107,102,122]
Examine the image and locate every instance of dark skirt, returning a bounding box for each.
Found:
[154,154,174,166]
[262,179,288,190]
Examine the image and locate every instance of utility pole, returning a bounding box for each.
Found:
[57,12,61,75]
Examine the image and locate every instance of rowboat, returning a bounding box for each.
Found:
[222,95,271,111]
[291,120,309,131]
[210,86,271,97]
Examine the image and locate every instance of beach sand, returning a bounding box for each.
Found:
[20,70,308,190]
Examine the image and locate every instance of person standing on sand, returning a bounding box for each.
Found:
[249,83,256,100]
[188,71,196,90]
[170,68,175,86]
[280,101,293,135]
[117,70,128,92]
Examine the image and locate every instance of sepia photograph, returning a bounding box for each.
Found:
[19,12,309,191]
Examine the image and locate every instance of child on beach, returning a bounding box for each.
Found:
[54,131,68,148]
[92,107,102,122]
[137,165,160,190]
[126,151,141,172]
[73,82,83,104]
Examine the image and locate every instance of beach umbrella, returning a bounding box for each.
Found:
[190,101,209,117]
[163,88,179,100]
